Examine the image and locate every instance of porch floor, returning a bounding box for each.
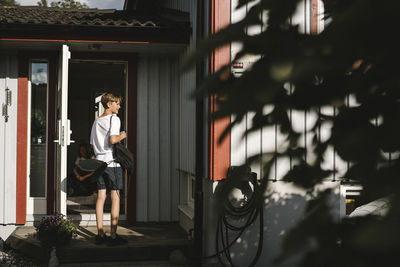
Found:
[8,222,193,265]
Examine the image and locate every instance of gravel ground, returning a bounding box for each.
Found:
[0,248,45,267]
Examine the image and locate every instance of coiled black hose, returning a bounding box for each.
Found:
[203,166,267,267]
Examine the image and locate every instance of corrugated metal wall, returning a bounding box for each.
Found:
[0,53,18,224]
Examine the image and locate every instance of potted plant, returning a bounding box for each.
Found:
[36,213,77,247]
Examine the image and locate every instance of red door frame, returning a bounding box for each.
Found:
[16,50,138,224]
[16,54,28,224]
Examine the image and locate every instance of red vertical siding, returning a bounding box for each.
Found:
[210,0,231,181]
[311,0,319,34]
[16,55,28,224]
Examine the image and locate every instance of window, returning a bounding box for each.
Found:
[29,62,48,198]
[178,170,195,220]
[188,174,195,208]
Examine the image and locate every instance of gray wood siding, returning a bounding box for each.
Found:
[162,0,197,175]
[136,57,149,221]
[0,53,18,224]
[136,0,199,222]
[136,55,184,222]
[178,68,196,174]
[159,58,171,221]
[170,61,180,220]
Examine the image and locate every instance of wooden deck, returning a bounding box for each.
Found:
[8,222,193,265]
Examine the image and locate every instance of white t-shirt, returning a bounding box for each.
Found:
[90,114,121,167]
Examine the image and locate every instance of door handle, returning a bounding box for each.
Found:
[54,120,74,145]
[67,119,75,145]
[53,120,64,146]
[2,103,8,122]
[2,88,11,122]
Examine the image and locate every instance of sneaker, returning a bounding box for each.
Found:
[95,234,109,245]
[107,234,128,246]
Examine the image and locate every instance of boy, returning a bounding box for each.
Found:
[90,92,127,246]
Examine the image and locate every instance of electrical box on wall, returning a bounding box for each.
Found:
[340,183,363,217]
[231,61,253,77]
[230,47,260,77]
[231,54,260,77]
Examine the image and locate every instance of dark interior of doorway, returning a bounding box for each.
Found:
[67,61,126,215]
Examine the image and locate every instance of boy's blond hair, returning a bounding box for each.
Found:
[101,93,122,109]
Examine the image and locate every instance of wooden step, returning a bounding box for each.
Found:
[8,223,193,264]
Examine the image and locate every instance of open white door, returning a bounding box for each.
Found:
[55,44,73,215]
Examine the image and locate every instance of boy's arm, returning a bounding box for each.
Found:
[109,116,126,144]
[110,131,127,144]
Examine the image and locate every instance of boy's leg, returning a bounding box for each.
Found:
[110,190,120,238]
[96,189,107,236]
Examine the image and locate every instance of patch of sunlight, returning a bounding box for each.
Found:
[229,188,246,202]
[118,226,144,237]
[283,81,292,92]
[212,181,219,193]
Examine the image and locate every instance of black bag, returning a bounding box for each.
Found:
[71,159,107,195]
[76,158,108,179]
[110,115,134,175]
[113,142,134,175]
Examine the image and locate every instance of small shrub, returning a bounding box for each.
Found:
[36,213,77,247]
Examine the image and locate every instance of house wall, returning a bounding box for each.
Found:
[135,48,198,224]
[202,1,347,266]
[156,0,198,229]
[136,55,181,222]
[161,0,197,175]
[0,52,18,239]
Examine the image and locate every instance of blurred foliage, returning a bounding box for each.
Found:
[187,0,400,266]
[36,0,48,7]
[46,0,88,8]
[0,0,19,5]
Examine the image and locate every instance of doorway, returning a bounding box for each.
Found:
[66,61,127,217]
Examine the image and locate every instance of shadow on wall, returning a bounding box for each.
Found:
[212,183,340,267]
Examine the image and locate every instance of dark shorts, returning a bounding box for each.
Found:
[97,167,124,191]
